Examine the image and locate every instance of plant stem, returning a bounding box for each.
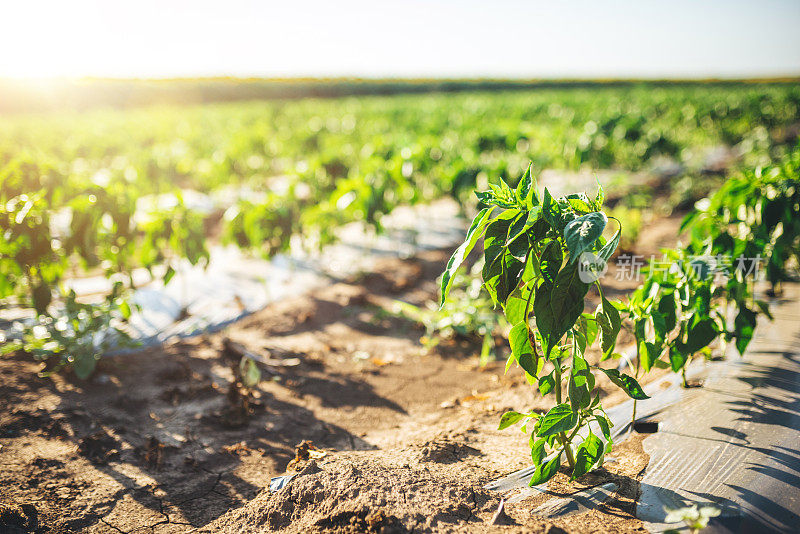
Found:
[553,357,576,468]
[631,341,641,432]
[681,366,688,388]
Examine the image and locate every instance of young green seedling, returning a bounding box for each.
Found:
[441,165,648,484]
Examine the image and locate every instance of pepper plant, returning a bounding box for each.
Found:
[441,166,648,484]
[624,146,800,393]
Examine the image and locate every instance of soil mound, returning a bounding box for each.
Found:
[209,451,504,533]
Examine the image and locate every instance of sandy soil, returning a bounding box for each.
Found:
[0,216,683,533]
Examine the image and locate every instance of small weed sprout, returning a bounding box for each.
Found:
[664,504,721,534]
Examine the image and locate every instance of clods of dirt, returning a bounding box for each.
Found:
[209,452,499,534]
[77,430,121,464]
[417,439,481,464]
[0,502,38,533]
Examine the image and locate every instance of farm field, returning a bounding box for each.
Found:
[2,81,800,533]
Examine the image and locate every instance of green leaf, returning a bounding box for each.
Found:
[531,437,547,465]
[597,226,621,263]
[734,306,757,356]
[640,340,662,373]
[755,300,773,320]
[538,372,555,395]
[72,354,97,380]
[515,164,538,208]
[579,313,599,346]
[510,322,532,359]
[504,295,526,325]
[566,193,594,214]
[495,252,525,305]
[475,190,516,209]
[440,207,494,306]
[658,293,677,332]
[542,188,564,231]
[537,403,579,438]
[669,346,689,372]
[595,181,605,208]
[596,415,612,440]
[163,265,176,286]
[239,356,261,389]
[518,353,539,377]
[539,240,563,286]
[529,451,562,486]
[535,261,589,358]
[564,212,607,263]
[499,410,526,430]
[569,355,593,411]
[595,297,621,360]
[597,368,649,400]
[571,432,603,480]
[682,318,718,354]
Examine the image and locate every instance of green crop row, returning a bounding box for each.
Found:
[1,84,798,377]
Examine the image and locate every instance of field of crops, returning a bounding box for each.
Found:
[1,81,800,533]
[3,83,798,306]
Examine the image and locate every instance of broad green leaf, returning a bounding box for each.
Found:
[482,212,517,280]
[440,207,493,306]
[539,240,563,286]
[538,372,555,395]
[579,313,599,345]
[657,293,677,332]
[542,188,563,231]
[569,355,593,411]
[682,317,718,354]
[537,403,579,438]
[597,368,649,400]
[475,190,516,209]
[535,261,589,358]
[669,346,689,372]
[564,212,607,263]
[640,340,662,373]
[571,431,603,480]
[518,353,539,377]
[529,451,562,486]
[596,415,612,440]
[515,164,538,208]
[734,306,757,356]
[504,295,526,325]
[509,322,532,360]
[597,226,621,263]
[595,297,621,360]
[531,437,547,465]
[566,192,594,214]
[651,310,666,342]
[486,249,525,306]
[499,410,526,430]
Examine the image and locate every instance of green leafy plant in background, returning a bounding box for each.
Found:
[441,165,648,484]
[389,261,505,366]
[619,144,800,425]
[664,504,721,534]
[1,285,136,379]
[683,142,800,298]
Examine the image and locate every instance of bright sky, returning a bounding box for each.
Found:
[2,0,799,79]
